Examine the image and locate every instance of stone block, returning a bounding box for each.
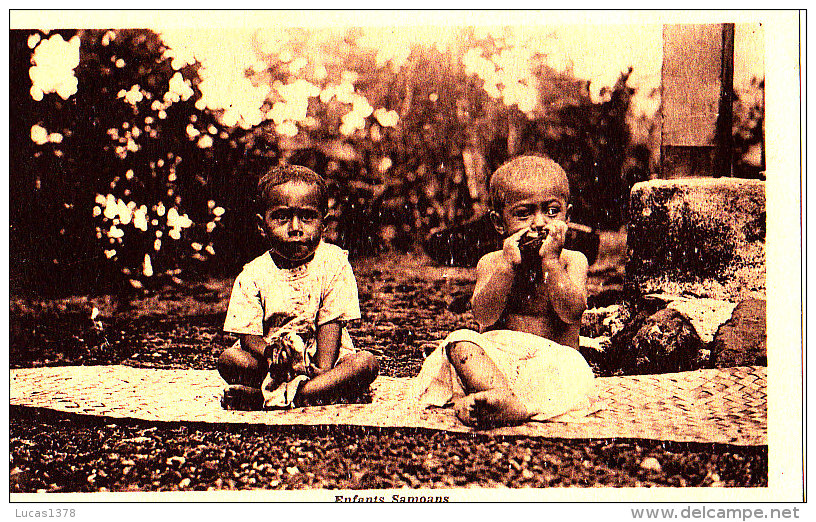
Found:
[627,178,765,301]
[712,299,767,367]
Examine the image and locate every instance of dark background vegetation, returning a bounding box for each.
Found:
[10,28,764,298]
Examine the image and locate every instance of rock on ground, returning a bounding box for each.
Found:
[711,299,767,368]
[608,308,707,375]
[642,294,738,344]
[627,178,765,302]
[666,298,737,344]
[581,304,631,339]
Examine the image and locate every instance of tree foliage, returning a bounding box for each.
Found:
[239,28,651,256]
[11,29,270,295]
[11,27,675,294]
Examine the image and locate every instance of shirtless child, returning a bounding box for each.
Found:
[414,155,594,426]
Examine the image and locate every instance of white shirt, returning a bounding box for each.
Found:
[224,241,361,350]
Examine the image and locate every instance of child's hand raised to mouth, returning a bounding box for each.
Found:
[539,221,569,262]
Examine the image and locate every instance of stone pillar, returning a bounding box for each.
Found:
[627,177,765,302]
[662,24,735,178]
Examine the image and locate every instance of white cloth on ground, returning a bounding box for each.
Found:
[412,329,595,421]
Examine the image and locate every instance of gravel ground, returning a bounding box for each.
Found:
[10,407,765,492]
[9,252,767,491]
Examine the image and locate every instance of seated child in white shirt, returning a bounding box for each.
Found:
[219,165,378,410]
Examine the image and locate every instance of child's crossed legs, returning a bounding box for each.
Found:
[218,346,378,410]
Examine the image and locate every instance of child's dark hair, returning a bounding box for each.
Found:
[256,164,329,214]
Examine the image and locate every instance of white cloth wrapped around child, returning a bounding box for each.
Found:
[412,329,595,421]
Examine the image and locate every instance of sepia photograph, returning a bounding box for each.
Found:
[7,9,804,507]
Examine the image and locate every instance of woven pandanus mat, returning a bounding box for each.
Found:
[9,365,766,445]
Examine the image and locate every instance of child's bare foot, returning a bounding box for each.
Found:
[221,384,264,411]
[454,389,529,427]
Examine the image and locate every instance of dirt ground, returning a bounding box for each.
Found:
[9,251,767,491]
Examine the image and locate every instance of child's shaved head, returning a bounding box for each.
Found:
[489,155,571,211]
